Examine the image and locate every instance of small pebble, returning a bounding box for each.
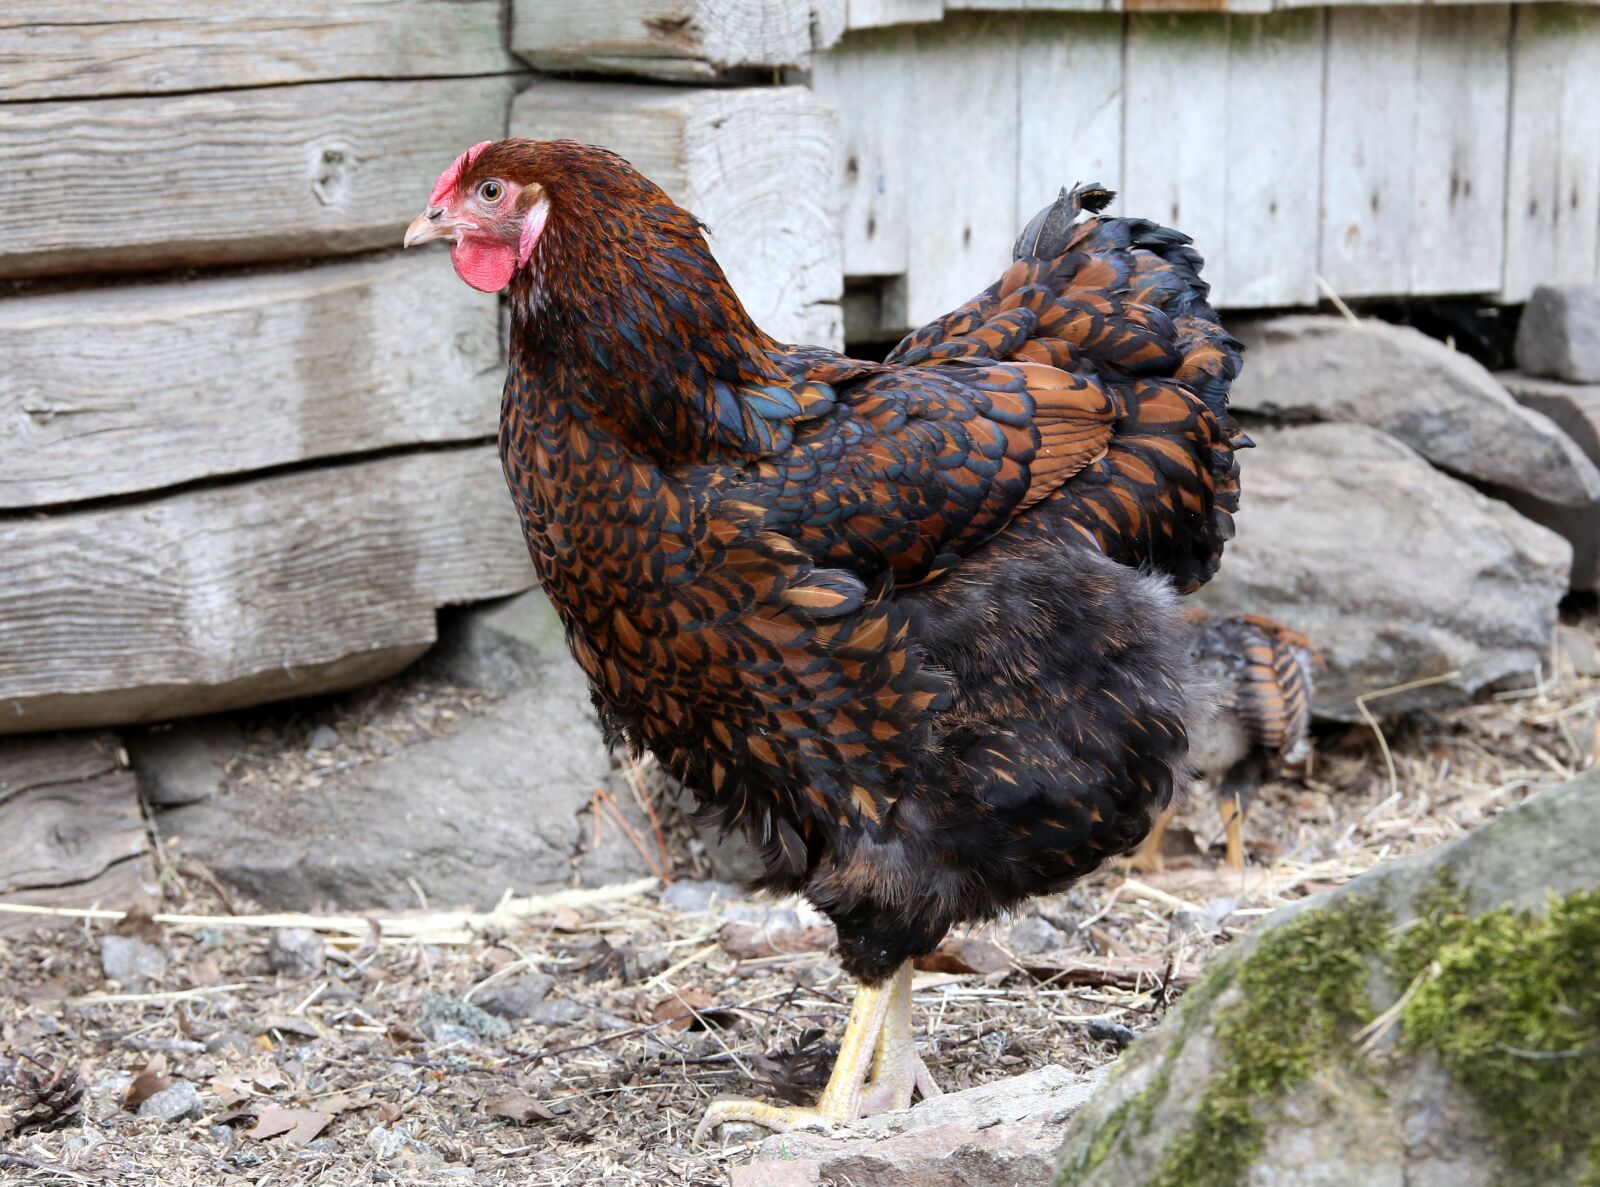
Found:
[421,994,511,1040]
[267,928,325,978]
[657,880,742,913]
[100,935,167,990]
[1008,915,1067,955]
[138,1082,204,1123]
[307,724,341,751]
[475,972,555,1019]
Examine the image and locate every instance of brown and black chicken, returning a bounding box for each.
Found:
[1131,610,1320,872]
[404,139,1245,1138]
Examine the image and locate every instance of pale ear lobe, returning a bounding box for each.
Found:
[518,199,551,268]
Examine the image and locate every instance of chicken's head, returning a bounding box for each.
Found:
[403,140,552,293]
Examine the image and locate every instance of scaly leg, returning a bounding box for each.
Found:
[860,962,941,1114]
[1219,793,1245,869]
[694,960,934,1142]
[1128,803,1178,874]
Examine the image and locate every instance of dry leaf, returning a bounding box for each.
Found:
[256,1014,321,1041]
[485,1090,555,1125]
[112,903,163,943]
[386,1022,427,1046]
[914,937,1010,976]
[718,921,834,959]
[376,1101,403,1124]
[244,1105,331,1145]
[647,988,714,1032]
[211,1074,255,1107]
[123,1054,170,1110]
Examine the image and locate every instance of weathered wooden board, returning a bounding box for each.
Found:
[0,733,153,930]
[1015,13,1124,225]
[0,254,502,510]
[1408,6,1511,295]
[0,76,519,281]
[0,448,534,734]
[1218,10,1323,307]
[885,13,1021,330]
[1320,7,1423,298]
[1123,15,1231,291]
[512,0,844,80]
[847,0,943,28]
[511,81,842,348]
[1501,5,1600,301]
[0,2,517,102]
[1321,7,1510,299]
[812,27,917,279]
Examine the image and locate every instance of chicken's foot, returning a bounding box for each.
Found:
[1220,793,1245,869]
[694,961,936,1142]
[1127,803,1178,874]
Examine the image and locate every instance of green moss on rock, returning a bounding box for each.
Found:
[1399,888,1600,1184]
[1146,899,1389,1187]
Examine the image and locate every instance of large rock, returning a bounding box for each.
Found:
[1501,372,1600,592]
[755,1064,1099,1186]
[1516,283,1600,383]
[1056,769,1600,1187]
[160,591,656,909]
[1231,316,1600,508]
[1194,423,1569,719]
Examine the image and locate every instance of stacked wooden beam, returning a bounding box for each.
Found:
[0,4,535,743]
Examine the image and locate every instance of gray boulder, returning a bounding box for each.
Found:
[1516,283,1600,383]
[160,590,656,909]
[1056,768,1600,1187]
[126,719,243,807]
[1501,371,1600,592]
[756,1064,1100,1186]
[1194,423,1569,719]
[1231,315,1600,508]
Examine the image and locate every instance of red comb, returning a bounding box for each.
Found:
[430,140,492,205]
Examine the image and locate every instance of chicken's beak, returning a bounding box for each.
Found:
[404,206,458,249]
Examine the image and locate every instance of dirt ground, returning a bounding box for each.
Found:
[3,618,1596,1186]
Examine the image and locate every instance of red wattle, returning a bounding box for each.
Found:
[451,238,518,293]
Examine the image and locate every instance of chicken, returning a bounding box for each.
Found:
[1131,610,1319,872]
[404,140,1244,1137]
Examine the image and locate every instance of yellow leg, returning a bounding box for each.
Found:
[1219,794,1245,869]
[1129,803,1178,874]
[694,960,935,1143]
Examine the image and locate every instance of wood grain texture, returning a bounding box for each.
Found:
[1218,9,1323,307]
[0,76,519,281]
[512,0,844,80]
[512,81,842,347]
[0,253,502,510]
[1016,13,1124,225]
[0,734,153,931]
[0,1,517,102]
[885,12,1020,330]
[1123,14,1230,290]
[847,0,942,28]
[1321,7,1510,299]
[1501,5,1600,300]
[812,27,917,279]
[0,448,535,734]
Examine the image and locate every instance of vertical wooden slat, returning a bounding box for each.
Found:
[1123,15,1230,291]
[886,13,1021,328]
[1219,10,1323,307]
[1015,13,1124,226]
[1409,5,1510,295]
[1502,5,1600,301]
[813,27,917,279]
[1320,7,1421,298]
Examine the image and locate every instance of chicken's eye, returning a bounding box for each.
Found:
[478,180,504,204]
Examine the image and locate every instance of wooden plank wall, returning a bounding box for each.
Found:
[0,4,533,735]
[816,5,1600,338]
